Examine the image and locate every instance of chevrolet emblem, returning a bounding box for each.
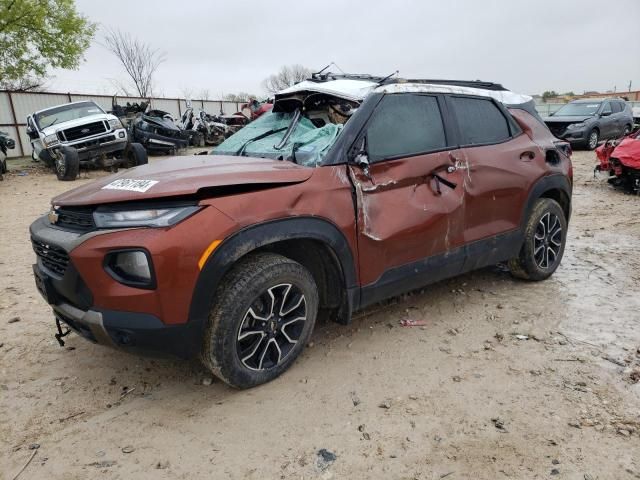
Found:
[48,210,59,224]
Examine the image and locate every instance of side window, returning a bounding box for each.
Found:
[366,94,447,162]
[611,101,623,113]
[601,102,612,115]
[448,96,511,145]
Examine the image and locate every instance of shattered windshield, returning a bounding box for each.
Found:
[553,102,601,117]
[34,101,104,129]
[212,109,344,167]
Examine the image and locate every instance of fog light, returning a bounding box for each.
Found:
[105,249,155,289]
[118,131,125,138]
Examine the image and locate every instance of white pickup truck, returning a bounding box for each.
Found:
[26,100,147,180]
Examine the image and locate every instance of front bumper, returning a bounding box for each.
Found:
[50,300,199,358]
[553,128,588,144]
[132,128,188,151]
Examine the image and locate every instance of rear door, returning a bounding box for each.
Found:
[599,101,615,138]
[444,95,544,254]
[348,93,466,296]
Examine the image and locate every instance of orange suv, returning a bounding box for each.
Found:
[30,74,572,388]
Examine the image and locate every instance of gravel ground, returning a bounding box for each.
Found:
[1,150,639,479]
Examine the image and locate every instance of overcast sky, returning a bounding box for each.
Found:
[48,0,640,99]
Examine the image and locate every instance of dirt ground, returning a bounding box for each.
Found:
[1,150,639,480]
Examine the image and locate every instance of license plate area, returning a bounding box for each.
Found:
[33,264,58,305]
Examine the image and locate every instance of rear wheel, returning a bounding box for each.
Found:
[586,129,599,150]
[508,198,567,281]
[201,253,318,389]
[125,142,148,168]
[55,146,79,181]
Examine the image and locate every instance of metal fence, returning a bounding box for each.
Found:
[534,103,565,117]
[0,90,245,158]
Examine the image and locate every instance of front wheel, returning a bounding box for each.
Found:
[55,146,79,181]
[508,198,567,281]
[125,142,148,168]
[201,253,318,389]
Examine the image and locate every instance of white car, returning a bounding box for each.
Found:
[26,101,147,181]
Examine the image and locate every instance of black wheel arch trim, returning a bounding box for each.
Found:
[187,216,358,334]
[522,174,572,226]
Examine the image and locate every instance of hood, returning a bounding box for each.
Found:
[610,137,640,169]
[138,114,181,132]
[543,115,593,124]
[52,156,313,206]
[40,113,115,137]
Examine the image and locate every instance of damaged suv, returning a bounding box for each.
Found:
[30,74,572,388]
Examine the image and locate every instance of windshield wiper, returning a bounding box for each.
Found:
[273,109,301,150]
[42,117,59,129]
[236,127,288,156]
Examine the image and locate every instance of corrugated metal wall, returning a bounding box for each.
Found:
[0,90,244,158]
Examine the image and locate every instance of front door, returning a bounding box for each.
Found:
[347,93,466,304]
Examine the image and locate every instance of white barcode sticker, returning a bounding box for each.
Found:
[102,179,158,193]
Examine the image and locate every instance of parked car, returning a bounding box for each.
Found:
[30,74,572,388]
[27,101,147,181]
[0,130,16,180]
[544,98,634,150]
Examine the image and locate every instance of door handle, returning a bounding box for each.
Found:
[520,151,535,160]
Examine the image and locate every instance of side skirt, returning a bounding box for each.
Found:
[358,229,523,310]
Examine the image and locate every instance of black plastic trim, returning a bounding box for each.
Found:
[187,216,358,333]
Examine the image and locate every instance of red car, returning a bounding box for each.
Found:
[30,74,572,388]
[595,130,640,192]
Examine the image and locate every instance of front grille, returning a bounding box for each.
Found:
[547,123,569,137]
[32,239,70,276]
[61,121,108,142]
[55,207,95,233]
[75,134,116,150]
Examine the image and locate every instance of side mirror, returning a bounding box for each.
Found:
[351,137,371,178]
[601,111,612,117]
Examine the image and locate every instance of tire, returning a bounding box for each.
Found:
[55,146,79,181]
[0,158,6,174]
[125,143,148,168]
[586,129,599,150]
[201,253,319,389]
[508,198,567,281]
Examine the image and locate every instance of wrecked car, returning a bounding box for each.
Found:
[111,98,189,153]
[30,73,572,389]
[0,130,15,180]
[595,130,640,192]
[27,101,147,181]
[239,98,273,121]
[544,98,633,150]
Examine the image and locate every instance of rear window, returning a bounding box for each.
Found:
[366,94,447,162]
[449,96,511,145]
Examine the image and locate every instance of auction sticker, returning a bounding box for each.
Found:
[102,179,158,193]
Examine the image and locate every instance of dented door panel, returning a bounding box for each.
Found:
[349,152,465,286]
[457,133,548,244]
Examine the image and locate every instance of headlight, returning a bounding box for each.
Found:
[93,205,201,228]
[567,122,586,130]
[105,249,155,289]
[44,134,59,146]
[108,118,122,129]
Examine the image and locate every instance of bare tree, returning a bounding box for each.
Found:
[223,92,254,102]
[103,29,166,97]
[262,65,311,95]
[0,75,47,91]
[199,89,211,101]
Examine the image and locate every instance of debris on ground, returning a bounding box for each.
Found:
[378,400,392,409]
[399,319,427,327]
[491,417,507,432]
[121,445,135,454]
[316,449,337,470]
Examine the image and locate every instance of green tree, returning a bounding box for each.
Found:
[541,90,559,102]
[0,0,95,89]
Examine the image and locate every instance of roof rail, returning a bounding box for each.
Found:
[308,72,507,91]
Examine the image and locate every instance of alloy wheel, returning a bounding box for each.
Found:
[533,212,563,269]
[588,131,598,149]
[236,283,307,371]
[55,155,66,177]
